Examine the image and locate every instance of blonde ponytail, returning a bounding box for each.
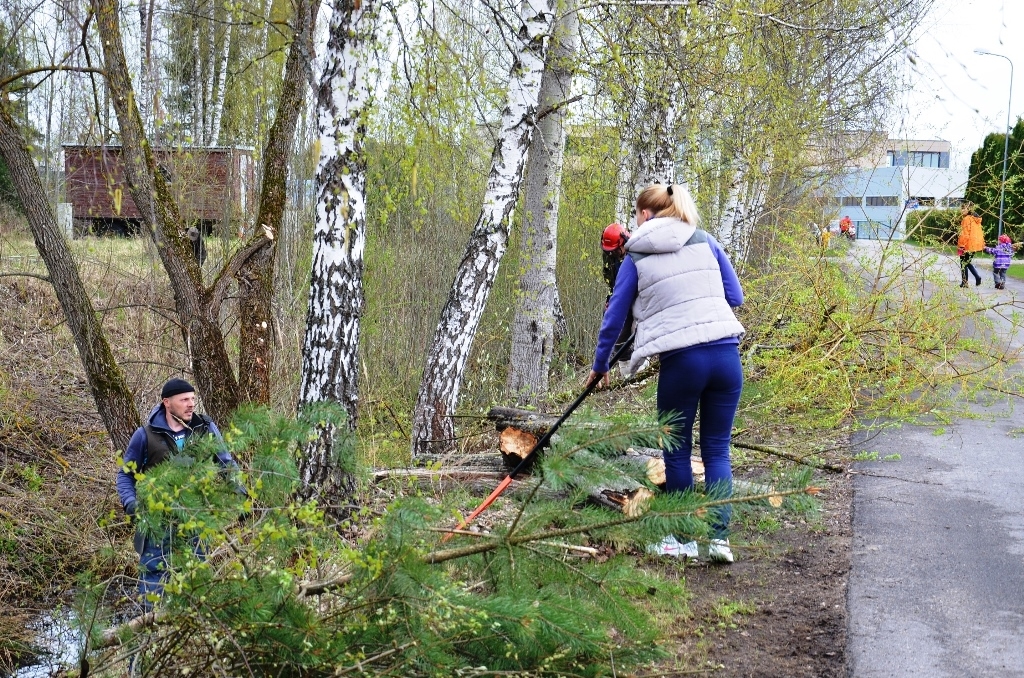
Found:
[636,183,700,225]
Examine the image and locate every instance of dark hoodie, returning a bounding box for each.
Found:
[116,404,237,509]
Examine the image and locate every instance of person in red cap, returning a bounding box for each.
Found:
[601,223,634,363]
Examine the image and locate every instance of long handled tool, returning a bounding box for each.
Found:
[441,334,636,542]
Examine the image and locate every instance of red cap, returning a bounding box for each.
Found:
[601,223,630,251]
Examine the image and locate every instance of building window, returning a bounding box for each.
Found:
[841,196,861,206]
[910,152,941,167]
[865,196,899,207]
[945,197,963,209]
[887,150,946,168]
[910,196,935,207]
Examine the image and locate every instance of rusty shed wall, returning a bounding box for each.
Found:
[63,146,254,224]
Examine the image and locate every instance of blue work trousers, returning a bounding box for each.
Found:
[657,342,743,540]
[133,528,203,610]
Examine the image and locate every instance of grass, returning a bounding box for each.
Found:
[1006,263,1024,281]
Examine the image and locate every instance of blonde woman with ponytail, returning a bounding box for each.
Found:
[588,183,745,563]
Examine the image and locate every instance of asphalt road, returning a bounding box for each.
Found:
[847,247,1024,677]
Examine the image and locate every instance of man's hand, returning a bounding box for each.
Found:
[124,500,137,524]
[586,370,610,389]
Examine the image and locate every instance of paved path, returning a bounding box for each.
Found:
[847,244,1024,677]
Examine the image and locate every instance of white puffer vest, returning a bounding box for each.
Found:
[625,216,744,373]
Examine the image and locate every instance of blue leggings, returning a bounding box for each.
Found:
[657,342,743,539]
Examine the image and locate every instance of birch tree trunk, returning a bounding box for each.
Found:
[0,103,140,451]
[296,0,380,511]
[191,20,201,141]
[203,16,216,144]
[139,0,150,126]
[648,96,678,185]
[507,2,578,405]
[614,137,636,225]
[92,0,242,424]
[716,151,769,267]
[238,0,319,404]
[634,91,678,189]
[411,0,556,457]
[209,20,233,146]
[719,158,748,260]
[614,85,677,221]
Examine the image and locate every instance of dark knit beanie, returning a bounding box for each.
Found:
[161,378,195,399]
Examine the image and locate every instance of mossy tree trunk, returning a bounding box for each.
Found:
[237,0,320,405]
[92,0,265,424]
[0,103,140,450]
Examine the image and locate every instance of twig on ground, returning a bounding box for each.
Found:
[731,440,847,473]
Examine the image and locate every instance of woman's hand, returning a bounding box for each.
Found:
[586,370,610,389]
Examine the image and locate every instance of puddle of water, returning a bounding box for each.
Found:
[10,610,84,678]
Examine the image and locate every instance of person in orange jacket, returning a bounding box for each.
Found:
[957,204,985,287]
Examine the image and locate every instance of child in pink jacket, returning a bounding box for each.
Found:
[983,234,1016,290]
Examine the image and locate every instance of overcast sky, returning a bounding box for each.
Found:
[899,0,1024,169]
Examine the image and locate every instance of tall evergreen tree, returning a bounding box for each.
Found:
[966,118,1024,239]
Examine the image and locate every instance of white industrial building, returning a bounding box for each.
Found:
[827,138,968,240]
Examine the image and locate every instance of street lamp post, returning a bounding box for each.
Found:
[975,49,1014,239]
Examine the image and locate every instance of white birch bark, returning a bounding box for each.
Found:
[191,21,201,141]
[717,154,769,267]
[139,1,150,127]
[635,91,678,189]
[615,85,678,222]
[411,0,556,456]
[718,158,748,258]
[209,21,233,145]
[508,2,578,404]
[297,0,380,510]
[614,137,636,225]
[203,18,216,144]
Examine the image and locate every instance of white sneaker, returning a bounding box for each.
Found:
[647,535,683,557]
[679,540,699,560]
[708,538,734,563]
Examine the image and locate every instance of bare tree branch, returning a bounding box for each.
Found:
[0,65,105,95]
[0,271,52,283]
[208,232,272,318]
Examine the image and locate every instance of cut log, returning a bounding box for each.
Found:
[374,465,653,517]
[500,427,538,458]
[487,406,559,436]
[415,453,508,471]
[591,486,654,517]
[646,457,665,485]
[617,448,704,486]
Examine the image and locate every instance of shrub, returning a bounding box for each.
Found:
[904,209,959,245]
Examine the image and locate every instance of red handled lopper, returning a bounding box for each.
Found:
[441,334,636,542]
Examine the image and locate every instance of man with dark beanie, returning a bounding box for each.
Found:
[116,377,240,609]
